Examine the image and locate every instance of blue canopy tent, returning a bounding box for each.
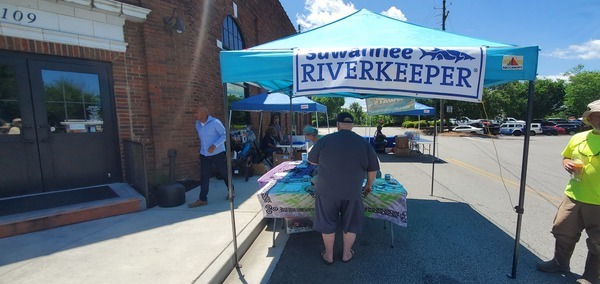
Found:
[363,98,436,146]
[229,92,330,138]
[220,10,538,98]
[230,92,326,113]
[387,102,435,116]
[219,9,538,275]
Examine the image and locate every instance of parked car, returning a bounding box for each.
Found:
[541,126,558,136]
[520,123,543,136]
[553,125,566,135]
[555,123,581,135]
[452,125,484,134]
[547,118,569,124]
[499,122,525,136]
[501,117,526,124]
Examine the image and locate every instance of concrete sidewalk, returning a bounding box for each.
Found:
[0,175,266,284]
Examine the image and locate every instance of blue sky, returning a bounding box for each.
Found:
[279,0,600,107]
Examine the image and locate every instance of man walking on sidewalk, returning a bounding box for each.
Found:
[188,107,234,207]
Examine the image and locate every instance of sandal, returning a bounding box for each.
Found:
[321,250,333,265]
[342,249,354,263]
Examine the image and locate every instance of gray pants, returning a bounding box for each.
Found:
[552,196,600,255]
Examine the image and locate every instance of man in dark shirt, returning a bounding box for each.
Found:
[308,112,380,265]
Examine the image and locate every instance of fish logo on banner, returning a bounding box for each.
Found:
[419,48,476,63]
[293,46,486,102]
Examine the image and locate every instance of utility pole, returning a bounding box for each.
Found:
[439,0,450,132]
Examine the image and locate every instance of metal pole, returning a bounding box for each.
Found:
[430,100,439,196]
[508,80,535,278]
[289,95,293,155]
[167,148,177,182]
[222,83,240,268]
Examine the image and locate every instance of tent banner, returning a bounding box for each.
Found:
[293,47,486,102]
[366,98,415,116]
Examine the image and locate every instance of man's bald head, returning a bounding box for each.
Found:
[196,107,209,123]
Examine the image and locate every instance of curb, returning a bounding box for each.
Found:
[194,209,267,284]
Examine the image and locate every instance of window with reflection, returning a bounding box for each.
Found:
[0,65,21,135]
[42,70,103,133]
[222,16,248,126]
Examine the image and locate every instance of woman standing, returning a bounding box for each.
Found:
[269,114,283,143]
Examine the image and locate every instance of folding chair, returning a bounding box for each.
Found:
[232,141,254,182]
[251,139,273,168]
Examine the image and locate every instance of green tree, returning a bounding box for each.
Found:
[313,97,344,115]
[565,71,600,116]
[312,97,344,124]
[348,102,364,125]
[532,79,566,119]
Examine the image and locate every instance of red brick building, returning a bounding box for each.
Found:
[0,0,295,203]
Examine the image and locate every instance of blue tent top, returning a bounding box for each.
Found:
[230,92,327,113]
[220,9,538,101]
[255,9,510,49]
[387,102,436,116]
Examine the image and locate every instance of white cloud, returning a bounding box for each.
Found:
[546,39,600,60]
[297,0,357,31]
[296,0,408,31]
[381,6,407,21]
[537,74,570,82]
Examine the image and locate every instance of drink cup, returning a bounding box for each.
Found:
[384,174,391,181]
[571,160,584,181]
[301,152,308,162]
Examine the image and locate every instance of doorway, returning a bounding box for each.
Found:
[0,51,121,198]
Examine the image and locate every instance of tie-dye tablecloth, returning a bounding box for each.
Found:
[256,161,407,227]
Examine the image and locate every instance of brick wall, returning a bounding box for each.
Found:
[0,0,296,190]
[128,0,296,184]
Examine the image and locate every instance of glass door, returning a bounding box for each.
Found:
[0,56,43,197]
[0,51,121,198]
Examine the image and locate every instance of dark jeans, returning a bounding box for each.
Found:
[199,152,233,201]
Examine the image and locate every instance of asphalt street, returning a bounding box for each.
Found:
[227,129,585,283]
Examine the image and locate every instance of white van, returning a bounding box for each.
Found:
[529,123,542,135]
[499,123,525,136]
[500,122,542,136]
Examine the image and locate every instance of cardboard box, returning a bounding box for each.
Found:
[285,217,314,234]
[394,135,409,149]
[273,153,292,166]
[393,148,411,156]
[293,150,306,161]
[252,163,268,175]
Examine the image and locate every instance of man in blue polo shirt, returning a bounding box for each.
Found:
[188,107,234,207]
[308,112,380,265]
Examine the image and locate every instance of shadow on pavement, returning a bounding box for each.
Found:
[377,152,446,164]
[0,176,255,267]
[268,199,576,284]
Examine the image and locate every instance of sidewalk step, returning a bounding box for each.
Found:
[0,184,146,238]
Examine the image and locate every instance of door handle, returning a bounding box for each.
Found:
[20,124,35,143]
[39,124,53,142]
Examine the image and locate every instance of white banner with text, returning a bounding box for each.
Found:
[293,47,486,102]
